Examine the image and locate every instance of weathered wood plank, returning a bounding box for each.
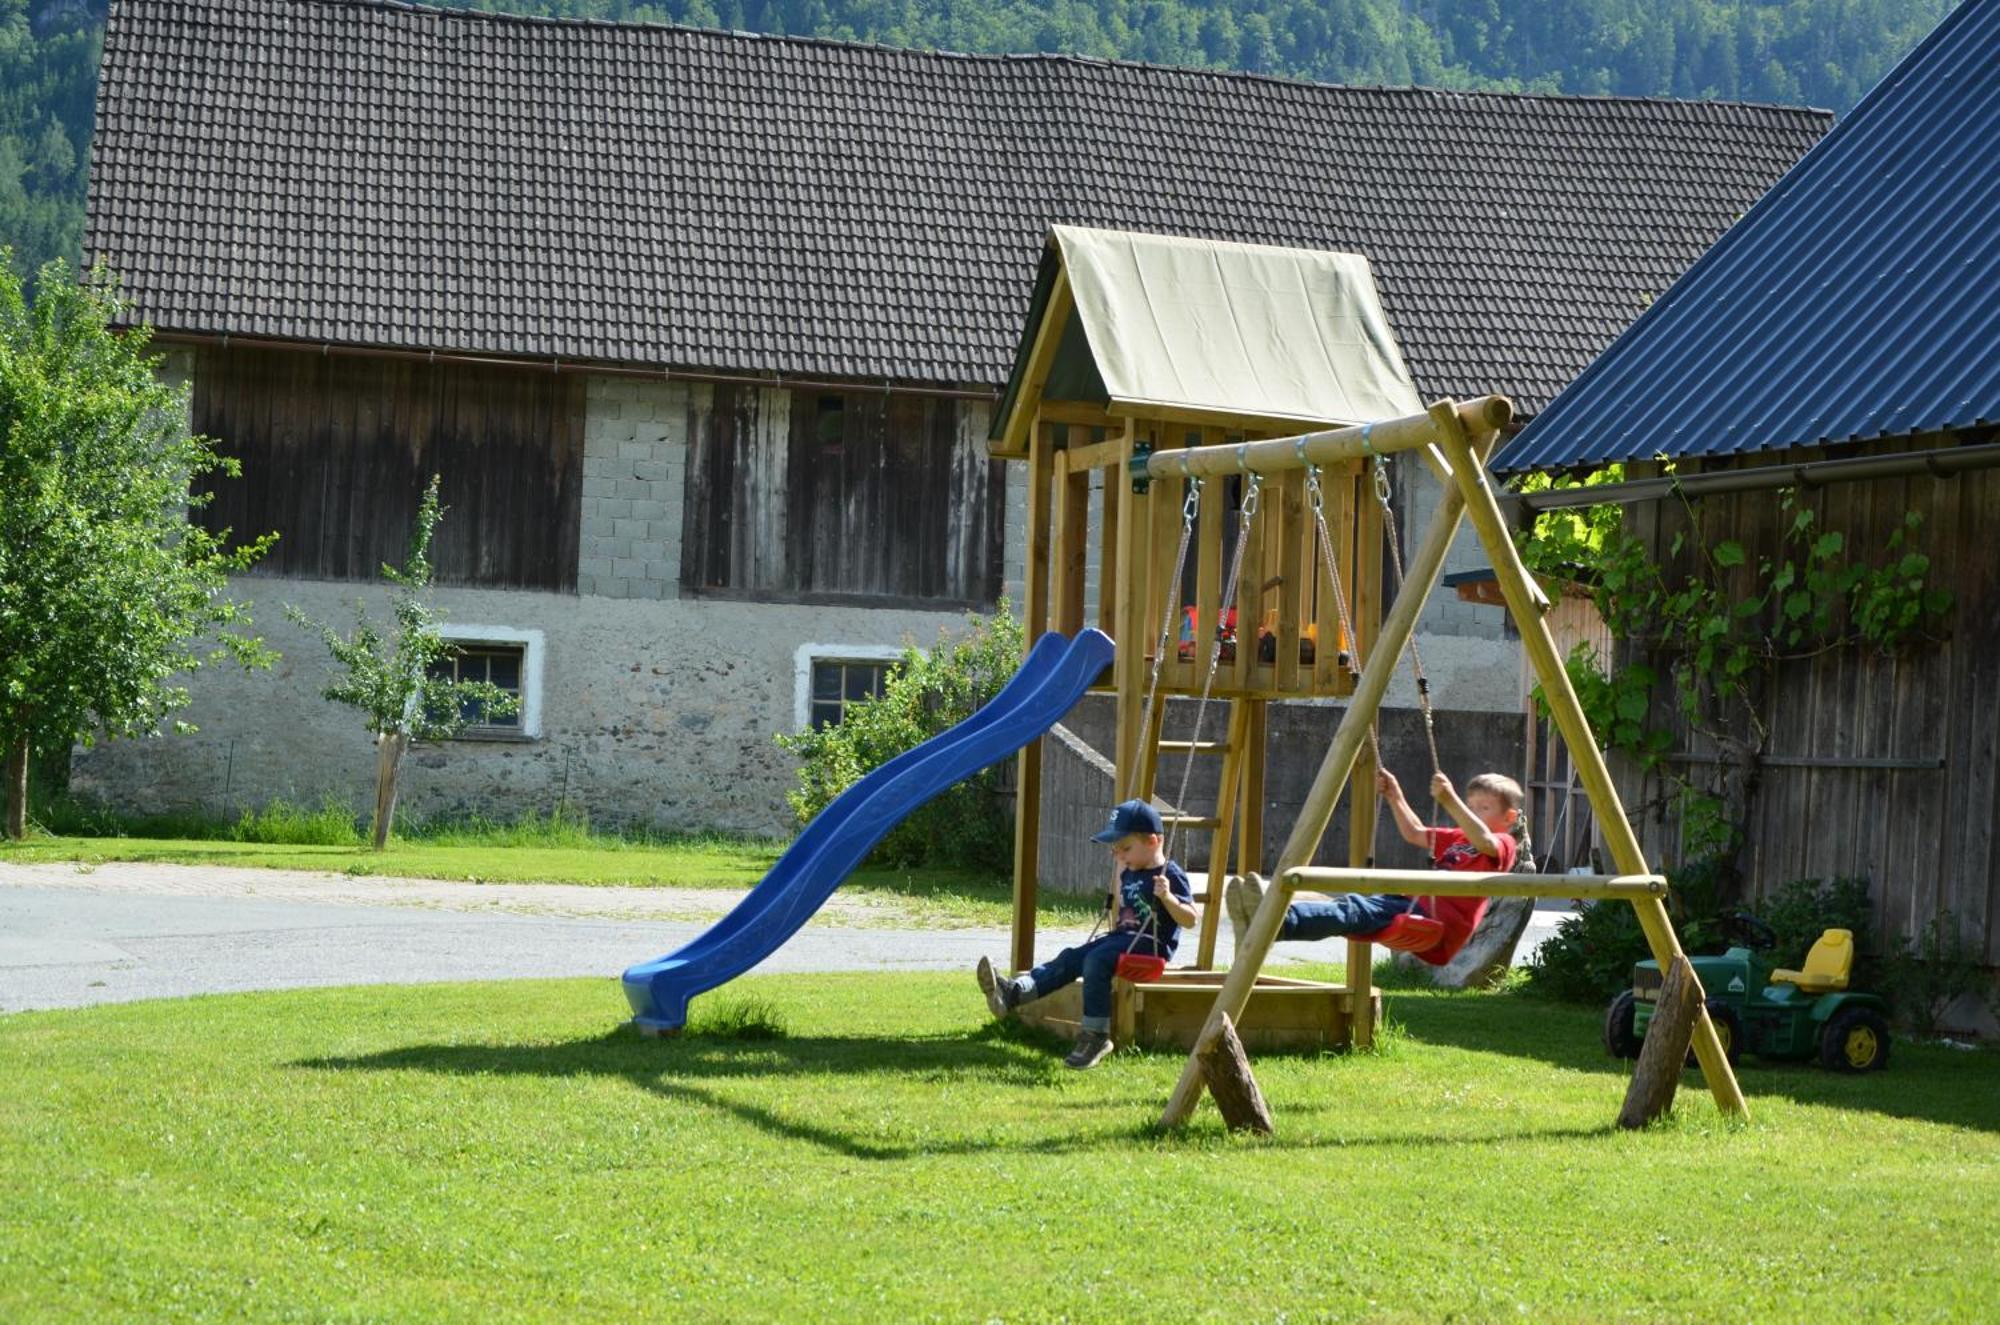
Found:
[193,345,583,592]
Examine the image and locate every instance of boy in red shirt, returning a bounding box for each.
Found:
[1226,769,1524,955]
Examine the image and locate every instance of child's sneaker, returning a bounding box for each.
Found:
[976,955,1020,1019]
[1225,872,1267,950]
[1064,1028,1114,1070]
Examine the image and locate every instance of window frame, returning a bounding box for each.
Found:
[434,624,546,740]
[792,643,911,732]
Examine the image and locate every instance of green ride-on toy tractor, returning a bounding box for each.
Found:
[1604,913,1891,1072]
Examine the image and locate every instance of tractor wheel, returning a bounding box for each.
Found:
[1820,1007,1891,1073]
[1686,999,1743,1070]
[1604,990,1642,1060]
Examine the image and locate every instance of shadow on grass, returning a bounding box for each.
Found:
[1385,987,2000,1134]
[297,1018,1616,1160]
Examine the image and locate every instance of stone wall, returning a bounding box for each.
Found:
[68,576,980,836]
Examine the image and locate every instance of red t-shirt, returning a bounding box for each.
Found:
[1416,826,1516,954]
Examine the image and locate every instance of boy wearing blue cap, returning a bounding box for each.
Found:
[976,798,1196,1069]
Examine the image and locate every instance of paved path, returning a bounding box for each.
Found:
[0,860,1573,1014]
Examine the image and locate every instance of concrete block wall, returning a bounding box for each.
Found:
[578,376,689,599]
[1402,459,1508,641]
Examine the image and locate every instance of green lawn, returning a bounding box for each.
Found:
[3,973,1995,1322]
[0,833,1100,928]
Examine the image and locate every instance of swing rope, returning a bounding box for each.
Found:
[1304,463,1381,765]
[1370,455,1443,781]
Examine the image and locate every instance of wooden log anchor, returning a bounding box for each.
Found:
[1619,955,1697,1130]
[1196,1013,1275,1134]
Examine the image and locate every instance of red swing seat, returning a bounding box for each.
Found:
[1356,902,1480,968]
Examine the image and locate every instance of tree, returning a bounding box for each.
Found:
[286,477,518,850]
[0,251,274,838]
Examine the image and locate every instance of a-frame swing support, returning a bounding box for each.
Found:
[1156,398,1749,1130]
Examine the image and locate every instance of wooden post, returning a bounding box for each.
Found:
[1346,740,1380,1048]
[1276,469,1305,692]
[1620,956,1697,1129]
[1195,701,1251,971]
[1051,449,1089,636]
[1010,417,1054,973]
[1197,1013,1275,1134]
[370,731,408,851]
[1232,475,1266,692]
[1098,457,1121,635]
[1114,422,1147,797]
[1160,414,1486,1128]
[1241,701,1266,877]
[1434,413,1749,1120]
[1195,442,1223,690]
[1345,459,1384,1043]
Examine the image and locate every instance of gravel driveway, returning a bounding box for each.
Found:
[0,860,1571,1014]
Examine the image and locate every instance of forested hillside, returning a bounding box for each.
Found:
[1,0,1958,285]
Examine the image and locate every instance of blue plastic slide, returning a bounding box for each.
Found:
[622,629,1115,1033]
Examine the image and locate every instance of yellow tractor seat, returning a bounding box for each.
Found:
[1770,928,1854,993]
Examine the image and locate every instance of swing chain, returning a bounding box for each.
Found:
[1165,472,1259,862]
[1142,477,1202,719]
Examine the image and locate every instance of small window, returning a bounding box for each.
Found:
[815,395,845,451]
[429,643,525,732]
[809,657,893,729]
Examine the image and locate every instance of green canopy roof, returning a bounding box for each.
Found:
[993,226,1422,450]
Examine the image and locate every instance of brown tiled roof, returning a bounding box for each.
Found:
[88,0,1831,411]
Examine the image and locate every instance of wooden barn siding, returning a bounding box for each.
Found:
[1618,441,1998,962]
[192,346,584,591]
[682,384,1004,606]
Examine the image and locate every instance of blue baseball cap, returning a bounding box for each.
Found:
[1091,798,1164,843]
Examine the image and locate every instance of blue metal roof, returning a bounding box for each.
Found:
[1498,0,2000,473]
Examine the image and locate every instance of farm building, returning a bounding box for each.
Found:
[1498,0,2000,990]
[77,0,1830,835]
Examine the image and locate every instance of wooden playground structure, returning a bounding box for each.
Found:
[993,226,1748,1128]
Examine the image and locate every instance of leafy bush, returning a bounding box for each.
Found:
[1528,866,1882,1004]
[776,606,1024,875]
[1758,875,1872,972]
[1526,858,1728,1002]
[1880,910,1990,1036]
[1525,894,1650,1002]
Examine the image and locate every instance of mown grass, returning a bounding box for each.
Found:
[0,813,1102,928]
[2,973,1995,1323]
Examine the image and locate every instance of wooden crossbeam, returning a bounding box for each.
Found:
[1142,397,1510,481]
[1279,867,1667,900]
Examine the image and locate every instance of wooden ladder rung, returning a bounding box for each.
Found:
[1157,740,1231,754]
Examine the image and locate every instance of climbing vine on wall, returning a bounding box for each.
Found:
[1516,469,1955,870]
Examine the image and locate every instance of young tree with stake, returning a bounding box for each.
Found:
[287,477,517,850]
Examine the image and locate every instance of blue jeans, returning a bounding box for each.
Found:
[1027,930,1173,1030]
[1281,892,1414,941]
